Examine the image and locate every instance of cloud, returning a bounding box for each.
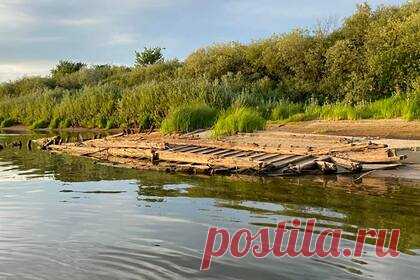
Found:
[0,1,35,28]
[13,36,64,43]
[108,34,137,45]
[0,61,55,82]
[56,18,104,27]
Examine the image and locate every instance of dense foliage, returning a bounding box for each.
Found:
[0,2,418,135]
[135,47,165,67]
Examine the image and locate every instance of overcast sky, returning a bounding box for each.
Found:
[0,0,405,82]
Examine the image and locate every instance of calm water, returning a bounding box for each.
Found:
[0,132,419,280]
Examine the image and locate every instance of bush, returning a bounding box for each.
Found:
[59,119,71,129]
[404,91,420,121]
[0,118,15,128]
[49,117,61,129]
[212,107,266,137]
[31,120,49,129]
[161,103,217,134]
[271,102,304,120]
[106,118,118,130]
[364,95,408,119]
[53,85,121,128]
[138,114,153,130]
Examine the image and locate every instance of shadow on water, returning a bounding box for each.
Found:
[0,132,419,279]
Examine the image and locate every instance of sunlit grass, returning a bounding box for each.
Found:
[212,107,266,138]
[161,103,217,134]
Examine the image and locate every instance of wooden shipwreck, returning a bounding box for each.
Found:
[36,131,407,177]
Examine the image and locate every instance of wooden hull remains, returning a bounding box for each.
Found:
[37,132,407,177]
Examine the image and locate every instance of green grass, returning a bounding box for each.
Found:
[161,103,217,134]
[59,119,71,129]
[0,118,15,128]
[49,117,61,129]
[30,119,49,129]
[278,93,419,123]
[212,107,266,138]
[271,102,304,120]
[404,91,420,121]
[105,117,118,130]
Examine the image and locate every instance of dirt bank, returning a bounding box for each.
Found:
[273,119,420,140]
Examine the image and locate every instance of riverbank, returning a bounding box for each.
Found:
[0,125,120,134]
[274,119,420,140]
[3,119,420,141]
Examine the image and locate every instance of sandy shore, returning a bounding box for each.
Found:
[273,119,420,140]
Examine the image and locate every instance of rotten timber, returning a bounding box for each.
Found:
[36,132,407,177]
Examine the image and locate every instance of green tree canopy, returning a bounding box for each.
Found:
[51,60,86,79]
[135,47,165,67]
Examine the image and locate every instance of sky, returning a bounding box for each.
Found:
[0,0,406,82]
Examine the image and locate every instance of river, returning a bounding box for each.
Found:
[0,132,419,279]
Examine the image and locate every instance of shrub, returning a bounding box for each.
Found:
[49,117,61,129]
[161,103,217,134]
[59,119,71,129]
[271,102,304,120]
[31,120,49,129]
[364,95,408,119]
[106,118,118,130]
[53,85,121,128]
[404,91,420,121]
[97,116,108,129]
[0,118,15,128]
[138,114,153,130]
[212,107,266,137]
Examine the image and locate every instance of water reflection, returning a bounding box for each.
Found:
[0,133,419,279]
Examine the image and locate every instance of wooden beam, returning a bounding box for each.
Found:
[264,155,297,165]
[252,153,282,162]
[218,150,248,158]
[270,155,313,170]
[200,148,224,155]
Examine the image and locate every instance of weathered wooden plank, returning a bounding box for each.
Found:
[98,147,264,170]
[159,150,265,169]
[253,153,282,162]
[264,155,297,165]
[361,163,402,171]
[200,148,224,155]
[316,161,337,174]
[248,152,269,160]
[331,157,362,172]
[271,155,313,169]
[170,145,194,152]
[233,151,256,158]
[218,150,247,158]
[188,147,214,154]
[284,159,318,173]
[159,138,305,156]
[210,149,235,156]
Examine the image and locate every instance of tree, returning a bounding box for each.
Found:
[51,60,86,79]
[135,47,165,67]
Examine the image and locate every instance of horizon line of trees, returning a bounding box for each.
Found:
[0,1,419,131]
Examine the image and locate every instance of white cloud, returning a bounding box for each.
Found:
[108,34,137,45]
[223,0,405,26]
[0,1,35,28]
[114,0,187,9]
[0,61,55,82]
[56,18,103,27]
[14,35,64,43]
